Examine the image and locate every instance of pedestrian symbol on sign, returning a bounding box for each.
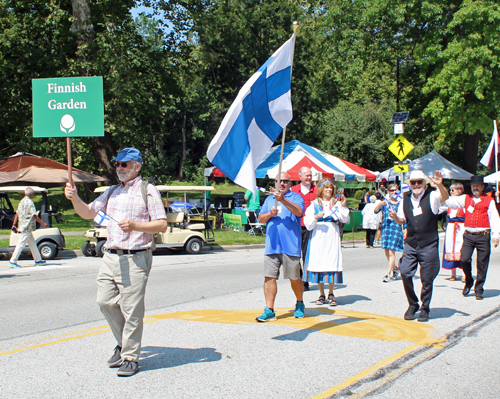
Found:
[388,135,414,161]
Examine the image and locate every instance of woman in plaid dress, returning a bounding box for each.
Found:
[374,184,405,282]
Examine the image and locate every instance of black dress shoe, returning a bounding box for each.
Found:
[404,305,419,320]
[476,293,483,300]
[462,282,473,296]
[417,309,429,322]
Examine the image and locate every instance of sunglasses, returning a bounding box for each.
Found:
[277,179,290,184]
[388,189,397,192]
[410,180,424,185]
[113,161,131,168]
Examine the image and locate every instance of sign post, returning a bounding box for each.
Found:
[32,76,104,185]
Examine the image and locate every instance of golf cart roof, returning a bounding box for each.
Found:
[0,186,48,193]
[94,185,214,193]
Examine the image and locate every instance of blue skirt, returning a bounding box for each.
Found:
[303,271,343,284]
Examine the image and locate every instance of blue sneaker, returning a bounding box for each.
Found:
[34,260,46,266]
[8,262,21,268]
[294,301,305,318]
[256,307,277,322]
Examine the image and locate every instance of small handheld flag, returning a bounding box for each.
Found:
[94,210,114,226]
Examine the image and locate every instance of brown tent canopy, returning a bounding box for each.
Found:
[0,152,108,187]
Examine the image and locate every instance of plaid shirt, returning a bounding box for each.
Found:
[91,176,167,250]
[16,196,37,233]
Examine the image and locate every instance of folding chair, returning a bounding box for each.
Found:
[246,211,266,236]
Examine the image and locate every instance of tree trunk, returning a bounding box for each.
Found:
[178,113,187,180]
[463,130,480,174]
[71,1,114,182]
[92,136,118,184]
[70,0,94,46]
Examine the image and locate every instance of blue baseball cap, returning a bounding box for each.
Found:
[111,148,143,164]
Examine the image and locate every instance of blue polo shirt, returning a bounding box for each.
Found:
[260,190,304,257]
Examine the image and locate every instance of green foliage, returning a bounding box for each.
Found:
[1,0,499,182]
[354,190,365,201]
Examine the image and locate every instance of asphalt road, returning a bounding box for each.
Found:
[1,240,499,398]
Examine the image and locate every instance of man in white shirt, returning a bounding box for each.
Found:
[390,170,448,322]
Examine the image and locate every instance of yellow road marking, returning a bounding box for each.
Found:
[0,326,111,356]
[0,304,439,399]
[147,308,437,345]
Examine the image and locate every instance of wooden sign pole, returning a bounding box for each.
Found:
[67,137,74,187]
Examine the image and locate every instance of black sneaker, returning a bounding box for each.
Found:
[117,360,139,377]
[404,305,419,320]
[107,345,122,368]
[417,309,430,322]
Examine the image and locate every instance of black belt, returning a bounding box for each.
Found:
[465,230,490,236]
[106,249,148,255]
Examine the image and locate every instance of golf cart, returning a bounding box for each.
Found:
[81,185,215,257]
[0,186,65,260]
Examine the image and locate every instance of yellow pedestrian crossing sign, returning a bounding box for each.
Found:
[389,135,414,161]
[394,164,409,173]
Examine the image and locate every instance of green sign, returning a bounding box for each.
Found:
[223,213,243,231]
[32,76,104,137]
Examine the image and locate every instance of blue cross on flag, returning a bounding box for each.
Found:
[207,34,295,193]
[94,210,112,226]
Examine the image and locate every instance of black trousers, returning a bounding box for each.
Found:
[461,232,491,295]
[400,240,440,312]
[365,229,376,247]
[300,226,311,278]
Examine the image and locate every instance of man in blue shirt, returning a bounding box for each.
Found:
[256,172,305,322]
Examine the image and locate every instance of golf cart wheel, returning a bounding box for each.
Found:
[81,241,96,257]
[37,241,58,260]
[96,240,106,257]
[185,237,203,254]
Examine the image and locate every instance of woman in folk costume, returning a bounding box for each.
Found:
[374,183,405,282]
[303,179,350,306]
[442,183,466,281]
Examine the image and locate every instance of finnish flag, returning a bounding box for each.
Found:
[94,210,112,226]
[207,34,295,193]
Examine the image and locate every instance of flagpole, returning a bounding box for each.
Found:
[275,23,298,207]
[495,120,499,203]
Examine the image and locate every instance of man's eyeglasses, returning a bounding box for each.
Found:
[277,180,290,184]
[388,189,396,192]
[113,161,130,168]
[410,180,424,185]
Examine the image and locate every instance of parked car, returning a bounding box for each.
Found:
[0,186,65,260]
[82,185,215,257]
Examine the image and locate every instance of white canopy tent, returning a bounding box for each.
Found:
[377,151,473,182]
[485,171,500,183]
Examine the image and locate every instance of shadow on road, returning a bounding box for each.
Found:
[428,307,470,319]
[139,346,222,371]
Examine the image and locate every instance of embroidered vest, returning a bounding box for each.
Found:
[464,195,492,228]
[403,190,438,248]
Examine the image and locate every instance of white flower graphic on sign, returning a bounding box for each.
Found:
[60,114,75,134]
